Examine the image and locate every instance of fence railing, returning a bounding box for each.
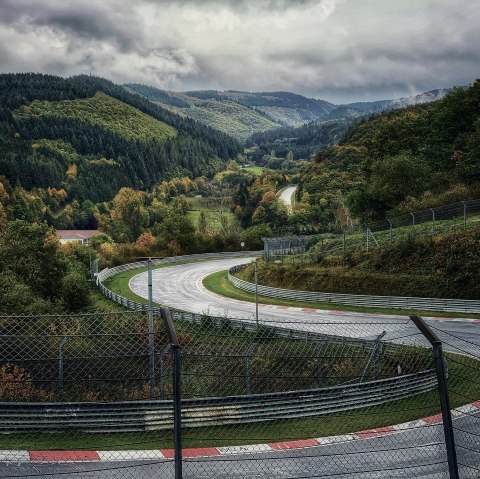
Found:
[265,199,480,260]
[228,264,480,314]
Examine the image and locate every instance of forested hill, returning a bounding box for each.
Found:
[0,73,241,202]
[125,84,337,141]
[296,80,480,229]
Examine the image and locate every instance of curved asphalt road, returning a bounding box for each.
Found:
[277,185,297,211]
[3,258,478,478]
[129,258,480,354]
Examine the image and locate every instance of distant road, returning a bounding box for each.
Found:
[276,185,297,212]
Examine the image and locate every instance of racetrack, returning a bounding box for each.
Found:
[3,257,478,478]
[129,257,480,354]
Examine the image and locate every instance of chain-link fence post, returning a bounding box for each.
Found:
[430,207,435,234]
[410,316,459,479]
[160,307,182,479]
[159,344,171,400]
[147,258,155,400]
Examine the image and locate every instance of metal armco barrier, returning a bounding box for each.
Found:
[0,370,435,433]
[228,264,480,314]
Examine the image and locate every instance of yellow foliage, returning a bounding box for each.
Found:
[66,163,78,178]
[261,191,276,203]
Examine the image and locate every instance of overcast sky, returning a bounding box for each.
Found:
[0,0,479,103]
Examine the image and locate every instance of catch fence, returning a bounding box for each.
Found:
[0,310,478,478]
[265,199,480,261]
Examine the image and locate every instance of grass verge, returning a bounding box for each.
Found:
[202,270,479,319]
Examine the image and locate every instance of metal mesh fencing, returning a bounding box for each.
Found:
[174,315,437,479]
[0,311,176,479]
[266,199,480,261]
[428,322,480,479]
[0,311,478,478]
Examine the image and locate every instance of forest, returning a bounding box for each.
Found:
[0,74,240,203]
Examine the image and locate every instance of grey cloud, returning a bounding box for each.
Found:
[0,0,478,103]
[0,0,143,52]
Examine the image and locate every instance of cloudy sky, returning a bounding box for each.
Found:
[0,0,479,103]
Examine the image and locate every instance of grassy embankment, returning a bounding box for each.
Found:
[238,226,480,302]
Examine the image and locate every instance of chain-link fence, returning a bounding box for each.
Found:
[265,199,480,261]
[0,310,478,478]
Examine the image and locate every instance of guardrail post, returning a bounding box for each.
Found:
[410,316,459,479]
[244,343,257,394]
[160,308,182,479]
[316,340,325,387]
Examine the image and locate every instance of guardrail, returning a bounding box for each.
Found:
[0,370,435,433]
[228,264,480,314]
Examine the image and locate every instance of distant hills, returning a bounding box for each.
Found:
[125,84,454,143]
[0,74,240,202]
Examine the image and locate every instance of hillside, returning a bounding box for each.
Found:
[238,225,480,300]
[125,84,285,142]
[126,84,453,148]
[290,80,480,232]
[0,73,241,203]
[14,92,177,142]
[125,84,338,140]
[245,119,356,164]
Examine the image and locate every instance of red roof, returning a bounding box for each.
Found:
[56,230,99,239]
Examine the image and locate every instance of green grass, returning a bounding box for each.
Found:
[241,166,264,175]
[0,357,476,450]
[202,270,479,319]
[187,198,235,232]
[15,92,177,142]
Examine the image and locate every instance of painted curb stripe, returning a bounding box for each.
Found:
[423,414,443,424]
[98,450,165,461]
[269,439,319,450]
[217,444,272,455]
[29,451,100,462]
[161,448,220,458]
[356,426,396,439]
[0,451,29,462]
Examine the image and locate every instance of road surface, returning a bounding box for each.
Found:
[277,185,297,212]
